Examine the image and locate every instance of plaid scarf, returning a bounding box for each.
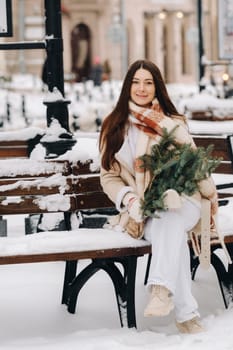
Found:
[128,99,167,173]
[129,99,166,139]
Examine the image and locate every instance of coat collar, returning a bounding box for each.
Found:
[115,135,134,174]
[135,131,151,197]
[115,128,149,174]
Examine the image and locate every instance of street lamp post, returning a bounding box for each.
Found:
[44,0,69,130]
[42,0,76,157]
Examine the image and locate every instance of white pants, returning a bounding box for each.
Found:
[144,199,201,323]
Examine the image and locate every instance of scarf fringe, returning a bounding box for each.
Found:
[189,199,232,269]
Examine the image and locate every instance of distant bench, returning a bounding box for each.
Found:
[191,110,233,122]
[0,158,151,328]
[192,134,233,192]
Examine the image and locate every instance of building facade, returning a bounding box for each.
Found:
[0,0,224,84]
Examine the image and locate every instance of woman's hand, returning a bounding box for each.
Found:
[128,197,143,223]
[198,178,216,198]
[163,189,181,209]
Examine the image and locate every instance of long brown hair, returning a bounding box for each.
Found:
[99,59,182,170]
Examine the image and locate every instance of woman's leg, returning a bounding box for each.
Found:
[144,199,201,321]
[173,233,199,322]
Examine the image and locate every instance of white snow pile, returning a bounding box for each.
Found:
[0,159,67,177]
[0,126,44,140]
[0,228,150,257]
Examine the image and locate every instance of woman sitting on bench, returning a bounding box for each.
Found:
[99,59,218,334]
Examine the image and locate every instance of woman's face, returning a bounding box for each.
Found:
[130,68,155,107]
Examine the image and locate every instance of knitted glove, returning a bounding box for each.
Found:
[122,192,143,222]
[198,177,216,198]
[198,177,219,216]
[122,192,137,206]
[128,197,143,223]
[163,189,182,209]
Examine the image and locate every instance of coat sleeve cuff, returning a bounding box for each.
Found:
[116,186,134,212]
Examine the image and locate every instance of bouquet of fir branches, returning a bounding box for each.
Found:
[140,127,221,217]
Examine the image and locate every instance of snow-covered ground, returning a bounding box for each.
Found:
[0,75,233,349]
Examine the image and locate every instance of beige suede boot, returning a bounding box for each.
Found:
[176,317,205,334]
[144,285,174,317]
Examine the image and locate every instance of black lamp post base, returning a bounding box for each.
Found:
[41,138,77,158]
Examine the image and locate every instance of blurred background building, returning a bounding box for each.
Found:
[0,0,232,85]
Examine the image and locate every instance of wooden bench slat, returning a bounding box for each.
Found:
[193,134,233,179]
[72,161,99,175]
[0,177,73,196]
[0,196,77,215]
[0,140,28,146]
[191,110,233,121]
[215,163,233,174]
[0,245,151,265]
[0,148,28,158]
[193,136,228,148]
[0,134,43,159]
[74,176,102,192]
[193,135,232,162]
[0,160,71,179]
[76,192,114,209]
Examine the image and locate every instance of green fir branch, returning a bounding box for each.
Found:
[139,127,221,217]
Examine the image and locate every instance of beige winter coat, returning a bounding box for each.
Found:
[100,115,218,242]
